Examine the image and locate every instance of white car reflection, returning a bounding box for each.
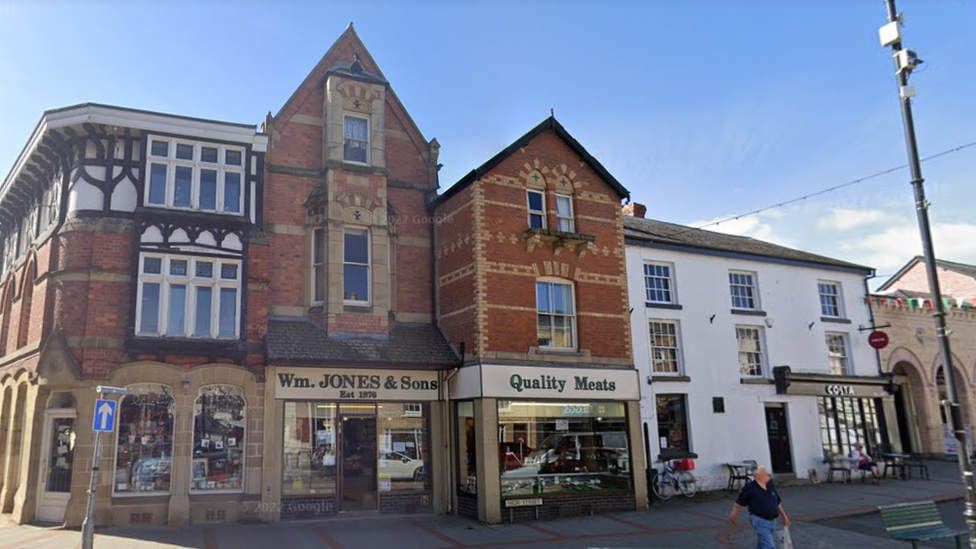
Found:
[379,450,424,480]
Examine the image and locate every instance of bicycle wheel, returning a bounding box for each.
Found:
[652,473,676,500]
[677,470,697,497]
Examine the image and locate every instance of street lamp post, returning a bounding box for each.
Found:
[879,2,976,546]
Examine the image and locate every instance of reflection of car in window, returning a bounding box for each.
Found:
[499,441,533,471]
[379,450,424,480]
[519,432,629,475]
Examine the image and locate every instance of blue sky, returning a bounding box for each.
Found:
[1,0,974,280]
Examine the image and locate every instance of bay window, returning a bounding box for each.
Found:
[312,228,326,304]
[343,227,370,303]
[343,115,369,164]
[137,254,241,339]
[145,137,245,214]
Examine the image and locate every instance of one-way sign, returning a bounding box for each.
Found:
[93,399,117,432]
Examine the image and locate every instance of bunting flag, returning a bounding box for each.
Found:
[864,295,976,311]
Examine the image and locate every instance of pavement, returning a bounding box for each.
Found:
[0,461,967,549]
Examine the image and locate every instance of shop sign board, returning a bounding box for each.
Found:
[787,380,889,399]
[451,364,640,400]
[274,367,440,401]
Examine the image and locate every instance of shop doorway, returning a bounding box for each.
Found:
[35,413,75,523]
[764,405,794,474]
[339,405,377,512]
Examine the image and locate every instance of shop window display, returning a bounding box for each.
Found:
[378,403,427,492]
[497,401,630,497]
[457,402,477,494]
[114,384,175,494]
[283,402,337,495]
[192,386,246,491]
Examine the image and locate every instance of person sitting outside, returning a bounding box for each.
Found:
[850,442,882,484]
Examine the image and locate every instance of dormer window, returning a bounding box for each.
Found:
[145,137,244,214]
[343,115,369,164]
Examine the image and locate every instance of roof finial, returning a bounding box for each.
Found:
[550,108,554,118]
[350,52,363,74]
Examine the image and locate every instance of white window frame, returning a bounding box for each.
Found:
[536,278,577,350]
[818,280,844,318]
[729,270,759,310]
[526,189,546,229]
[343,226,371,305]
[343,114,370,165]
[190,384,246,494]
[135,253,242,339]
[403,403,422,417]
[555,194,574,232]
[311,228,326,305]
[643,262,676,304]
[736,325,767,378]
[649,319,683,375]
[144,137,246,215]
[825,332,852,376]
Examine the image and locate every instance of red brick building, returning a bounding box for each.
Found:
[0,25,642,528]
[435,118,647,523]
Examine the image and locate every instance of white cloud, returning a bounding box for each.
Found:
[688,214,796,248]
[816,208,893,232]
[840,221,976,272]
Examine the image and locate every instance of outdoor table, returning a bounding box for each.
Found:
[880,452,910,480]
[725,461,756,492]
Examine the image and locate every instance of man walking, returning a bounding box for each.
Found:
[728,465,791,549]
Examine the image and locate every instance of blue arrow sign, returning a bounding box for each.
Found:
[93,399,117,432]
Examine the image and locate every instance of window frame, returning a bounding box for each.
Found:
[343,114,370,165]
[736,325,767,378]
[112,383,175,497]
[825,332,852,376]
[191,384,246,494]
[342,226,371,305]
[648,319,683,375]
[555,194,574,232]
[655,394,691,453]
[144,136,246,215]
[526,190,546,229]
[535,279,577,350]
[643,262,676,305]
[818,280,845,318]
[135,253,242,340]
[729,270,760,311]
[311,228,326,305]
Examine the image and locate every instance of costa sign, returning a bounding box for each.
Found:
[825,384,855,396]
[868,331,890,350]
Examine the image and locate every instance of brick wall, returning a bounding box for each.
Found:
[888,261,976,299]
[501,491,635,523]
[378,491,432,514]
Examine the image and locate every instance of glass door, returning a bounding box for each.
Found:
[339,404,377,511]
[36,415,75,523]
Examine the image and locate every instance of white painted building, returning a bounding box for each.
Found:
[623,212,897,490]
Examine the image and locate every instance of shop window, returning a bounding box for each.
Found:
[536,280,576,349]
[114,384,175,494]
[456,402,477,494]
[656,395,690,453]
[192,386,246,492]
[818,396,884,457]
[497,401,630,497]
[283,402,337,495]
[343,227,370,304]
[378,403,428,493]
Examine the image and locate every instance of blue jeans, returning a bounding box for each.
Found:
[750,514,777,549]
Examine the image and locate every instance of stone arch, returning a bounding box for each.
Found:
[886,346,927,380]
[891,359,933,454]
[552,164,581,194]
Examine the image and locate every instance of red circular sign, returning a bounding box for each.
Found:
[868,331,890,350]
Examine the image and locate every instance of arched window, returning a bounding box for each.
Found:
[114,384,175,494]
[192,385,245,492]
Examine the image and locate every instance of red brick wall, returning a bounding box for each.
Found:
[888,261,976,300]
[434,185,478,354]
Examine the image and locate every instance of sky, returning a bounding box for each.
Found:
[0,0,974,283]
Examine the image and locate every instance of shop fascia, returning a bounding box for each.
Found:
[274,366,441,401]
[772,365,894,399]
[451,364,640,400]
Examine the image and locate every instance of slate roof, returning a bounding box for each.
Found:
[624,216,873,273]
[433,116,629,207]
[266,318,458,368]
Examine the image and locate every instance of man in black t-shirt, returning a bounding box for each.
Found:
[728,466,791,549]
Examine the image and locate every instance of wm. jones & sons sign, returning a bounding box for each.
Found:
[274,367,440,401]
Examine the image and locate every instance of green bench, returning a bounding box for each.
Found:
[879,501,967,548]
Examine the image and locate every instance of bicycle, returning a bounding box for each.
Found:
[652,459,697,500]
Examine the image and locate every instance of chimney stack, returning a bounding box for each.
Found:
[622,202,646,218]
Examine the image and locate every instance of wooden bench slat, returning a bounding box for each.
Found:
[878,501,964,543]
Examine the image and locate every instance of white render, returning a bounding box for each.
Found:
[626,239,881,490]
